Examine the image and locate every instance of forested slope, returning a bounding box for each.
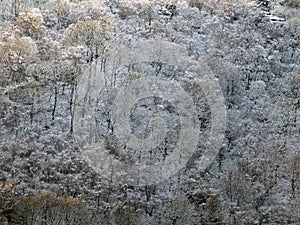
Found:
[0,0,299,224]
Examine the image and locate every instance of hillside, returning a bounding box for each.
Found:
[0,0,299,224]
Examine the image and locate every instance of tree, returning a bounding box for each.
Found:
[0,26,37,84]
[0,181,17,224]
[54,0,73,28]
[117,0,157,26]
[157,200,200,225]
[63,17,113,63]
[15,8,45,39]
[221,171,255,224]
[10,192,89,225]
[111,204,143,225]
[35,36,61,61]
[81,0,107,20]
[290,154,300,199]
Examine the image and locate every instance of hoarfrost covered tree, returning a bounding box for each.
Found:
[63,17,114,64]
[80,0,107,20]
[15,8,45,39]
[282,71,300,131]
[116,0,157,27]
[26,57,82,131]
[53,0,74,28]
[0,26,37,85]
[0,0,25,18]
[35,35,61,61]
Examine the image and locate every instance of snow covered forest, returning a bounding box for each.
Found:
[0,0,299,224]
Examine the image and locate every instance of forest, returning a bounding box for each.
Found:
[0,0,299,224]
